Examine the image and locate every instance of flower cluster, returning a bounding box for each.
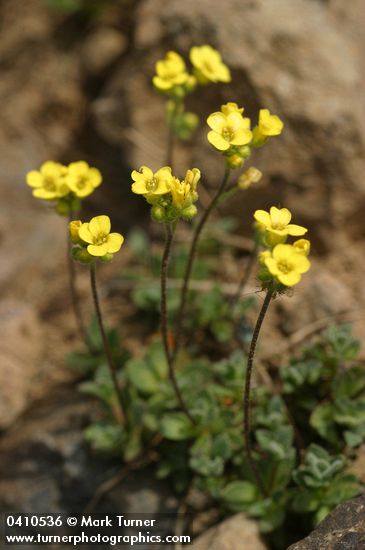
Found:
[207,104,284,168]
[69,215,124,264]
[26,161,102,215]
[153,45,231,97]
[153,46,231,143]
[131,166,200,223]
[254,206,311,288]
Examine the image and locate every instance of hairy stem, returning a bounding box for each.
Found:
[67,215,88,346]
[161,223,195,424]
[90,263,125,424]
[173,166,231,360]
[243,289,273,497]
[230,242,259,312]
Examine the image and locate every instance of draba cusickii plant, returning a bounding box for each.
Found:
[26,45,363,547]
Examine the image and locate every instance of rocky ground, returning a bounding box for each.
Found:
[1,0,365,548]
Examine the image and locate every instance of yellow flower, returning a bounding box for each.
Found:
[293,239,311,256]
[264,244,311,287]
[238,167,263,190]
[131,166,173,197]
[258,109,284,137]
[207,111,252,151]
[254,207,307,238]
[26,161,69,200]
[66,161,102,198]
[190,45,231,84]
[169,168,200,209]
[77,215,124,257]
[221,102,244,116]
[153,51,194,92]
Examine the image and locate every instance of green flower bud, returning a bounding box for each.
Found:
[71,247,94,264]
[100,253,114,263]
[236,145,252,159]
[226,154,245,169]
[181,204,198,220]
[151,205,166,222]
[56,199,71,216]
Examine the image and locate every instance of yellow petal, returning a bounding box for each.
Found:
[26,171,43,188]
[88,168,102,188]
[265,258,280,275]
[207,131,230,151]
[72,183,94,198]
[87,243,109,257]
[132,180,148,194]
[272,244,294,261]
[254,210,271,227]
[89,215,111,237]
[270,207,291,226]
[278,272,301,287]
[207,112,227,132]
[33,188,57,200]
[292,254,311,274]
[107,233,124,253]
[230,128,253,146]
[287,224,308,236]
[79,223,94,244]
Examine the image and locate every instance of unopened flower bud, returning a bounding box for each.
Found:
[226,154,244,169]
[181,204,198,220]
[151,205,166,222]
[238,167,263,190]
[100,253,114,263]
[71,247,94,264]
[69,220,82,244]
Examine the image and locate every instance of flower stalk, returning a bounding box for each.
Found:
[90,263,125,425]
[243,288,274,497]
[173,166,231,360]
[160,223,196,424]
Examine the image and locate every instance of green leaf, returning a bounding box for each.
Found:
[127,359,160,394]
[310,403,338,444]
[84,423,124,454]
[221,481,258,510]
[332,366,365,399]
[160,413,196,440]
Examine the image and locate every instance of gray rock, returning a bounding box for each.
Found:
[288,496,365,549]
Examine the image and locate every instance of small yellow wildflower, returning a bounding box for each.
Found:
[207,111,252,151]
[264,244,311,287]
[77,215,124,257]
[293,239,311,256]
[190,45,231,84]
[254,207,307,238]
[238,167,263,190]
[221,102,244,116]
[169,168,200,209]
[131,166,174,197]
[258,109,284,136]
[153,51,194,93]
[66,161,102,198]
[26,161,68,200]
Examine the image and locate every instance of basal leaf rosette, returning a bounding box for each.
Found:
[70,215,124,264]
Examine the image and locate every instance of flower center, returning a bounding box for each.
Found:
[43,177,56,191]
[222,127,234,141]
[94,233,108,245]
[277,260,293,274]
[76,177,87,190]
[145,178,158,192]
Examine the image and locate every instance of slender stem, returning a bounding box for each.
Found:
[173,166,231,360]
[243,289,273,497]
[90,263,125,424]
[166,98,182,167]
[229,242,259,311]
[161,223,196,424]
[67,215,88,346]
